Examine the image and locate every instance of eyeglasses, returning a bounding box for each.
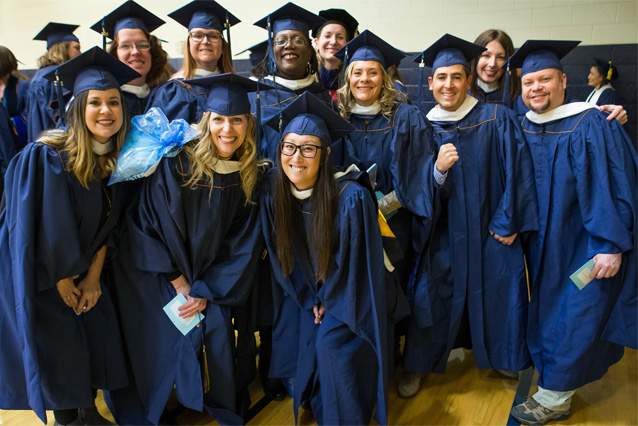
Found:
[189,31,222,43]
[273,37,307,47]
[117,41,151,51]
[280,142,322,158]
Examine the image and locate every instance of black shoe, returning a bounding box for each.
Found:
[263,377,287,401]
[78,406,114,425]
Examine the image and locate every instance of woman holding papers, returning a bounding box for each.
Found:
[108,74,268,426]
[0,48,139,426]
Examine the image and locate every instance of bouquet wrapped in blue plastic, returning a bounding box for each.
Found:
[108,107,198,185]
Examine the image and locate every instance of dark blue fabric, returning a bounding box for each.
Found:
[403,102,539,374]
[0,143,129,423]
[248,79,335,160]
[25,66,69,141]
[122,89,151,117]
[3,76,29,146]
[593,87,617,106]
[106,152,262,425]
[261,169,388,425]
[146,79,210,124]
[521,106,637,391]
[0,102,18,177]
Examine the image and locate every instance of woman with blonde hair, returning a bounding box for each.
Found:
[146,0,239,124]
[107,74,269,426]
[92,0,171,116]
[0,47,139,426]
[25,22,81,141]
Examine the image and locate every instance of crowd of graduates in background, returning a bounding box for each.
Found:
[0,1,636,426]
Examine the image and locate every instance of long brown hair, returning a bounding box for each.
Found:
[470,29,520,103]
[182,112,266,202]
[38,41,75,68]
[272,136,337,282]
[38,90,131,188]
[0,46,28,80]
[174,35,235,80]
[107,31,170,88]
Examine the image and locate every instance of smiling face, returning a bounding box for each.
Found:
[189,28,222,71]
[314,23,348,69]
[116,28,151,85]
[209,112,247,159]
[476,40,506,84]
[85,88,123,143]
[428,64,471,112]
[273,29,312,80]
[280,133,323,190]
[588,65,604,89]
[521,68,566,114]
[349,60,383,107]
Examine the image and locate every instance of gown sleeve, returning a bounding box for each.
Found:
[569,112,636,257]
[488,106,539,236]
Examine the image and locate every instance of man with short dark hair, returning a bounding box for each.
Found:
[509,40,637,425]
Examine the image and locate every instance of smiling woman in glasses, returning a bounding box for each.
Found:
[145,0,240,124]
[92,0,170,117]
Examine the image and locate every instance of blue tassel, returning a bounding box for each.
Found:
[54,68,65,124]
[101,18,107,50]
[225,12,232,56]
[416,53,425,113]
[256,90,262,155]
[502,60,512,107]
[267,15,276,75]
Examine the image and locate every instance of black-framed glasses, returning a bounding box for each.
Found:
[280,142,323,158]
[189,31,222,43]
[117,41,151,51]
[273,37,307,47]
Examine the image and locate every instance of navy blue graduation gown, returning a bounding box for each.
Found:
[25,66,70,142]
[331,103,437,304]
[404,99,538,374]
[2,75,29,145]
[145,79,209,124]
[122,89,152,118]
[248,79,335,160]
[261,169,388,425]
[108,152,262,425]
[0,142,129,423]
[0,102,18,178]
[521,103,637,391]
[471,87,505,104]
[586,86,617,106]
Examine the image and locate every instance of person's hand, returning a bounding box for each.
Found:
[313,304,325,324]
[599,105,627,125]
[490,230,517,246]
[75,276,102,314]
[590,253,622,279]
[171,275,191,298]
[56,275,81,308]
[178,296,207,319]
[436,144,459,173]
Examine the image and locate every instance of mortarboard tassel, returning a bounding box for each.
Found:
[341,46,349,87]
[267,15,276,75]
[225,12,232,57]
[256,89,262,154]
[607,61,613,80]
[101,18,108,50]
[502,59,512,108]
[54,68,66,124]
[416,53,424,113]
[202,343,210,393]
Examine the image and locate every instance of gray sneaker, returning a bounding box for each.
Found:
[397,371,424,398]
[510,397,570,425]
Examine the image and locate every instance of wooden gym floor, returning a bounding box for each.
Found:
[1,345,635,426]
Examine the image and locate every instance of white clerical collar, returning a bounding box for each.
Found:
[585,83,614,105]
[426,96,479,122]
[171,68,219,80]
[477,78,499,94]
[351,101,381,116]
[211,158,240,174]
[91,138,114,155]
[264,73,315,91]
[291,184,313,200]
[525,102,597,124]
[121,83,150,98]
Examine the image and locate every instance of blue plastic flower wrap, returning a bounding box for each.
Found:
[108,107,198,185]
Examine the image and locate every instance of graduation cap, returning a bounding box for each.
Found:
[183,73,270,115]
[34,22,80,51]
[266,91,354,145]
[91,0,165,49]
[593,57,618,81]
[411,34,485,110]
[235,40,268,67]
[334,29,405,70]
[169,0,240,54]
[506,39,580,77]
[43,46,140,122]
[312,9,359,41]
[254,3,325,74]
